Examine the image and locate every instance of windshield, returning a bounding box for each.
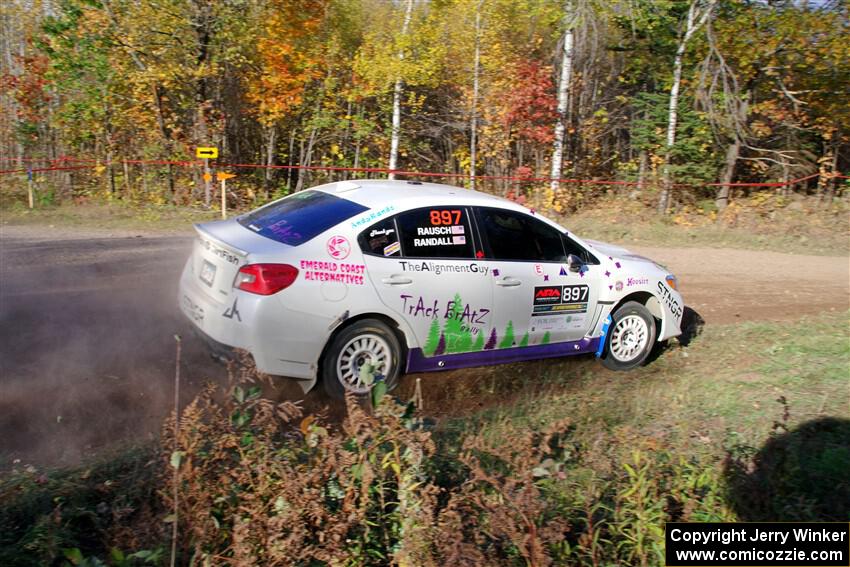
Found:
[238,190,368,246]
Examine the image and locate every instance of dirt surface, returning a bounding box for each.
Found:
[1,224,848,467]
[633,246,849,324]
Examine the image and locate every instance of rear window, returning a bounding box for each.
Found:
[238,190,368,246]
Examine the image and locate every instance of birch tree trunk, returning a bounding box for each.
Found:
[123,157,131,199]
[295,121,320,192]
[550,0,575,193]
[263,124,276,199]
[469,2,482,190]
[295,138,306,192]
[824,137,840,204]
[341,97,353,180]
[658,37,687,213]
[635,149,648,198]
[286,129,295,192]
[106,147,115,196]
[715,136,740,211]
[816,139,839,206]
[296,75,329,192]
[658,0,715,214]
[388,0,414,180]
[1,21,25,166]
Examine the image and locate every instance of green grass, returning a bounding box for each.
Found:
[434,309,850,456]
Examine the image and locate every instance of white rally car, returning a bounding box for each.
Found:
[179,180,684,398]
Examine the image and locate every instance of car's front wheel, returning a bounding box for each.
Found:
[322,319,402,399]
[600,301,657,371]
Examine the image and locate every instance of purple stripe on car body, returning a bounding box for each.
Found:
[406,337,601,373]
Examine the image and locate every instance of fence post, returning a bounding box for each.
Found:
[221,178,226,219]
[27,168,34,209]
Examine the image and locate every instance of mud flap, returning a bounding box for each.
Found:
[595,315,612,358]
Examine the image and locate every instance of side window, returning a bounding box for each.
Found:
[477,207,566,262]
[395,207,474,259]
[563,234,599,265]
[358,217,400,257]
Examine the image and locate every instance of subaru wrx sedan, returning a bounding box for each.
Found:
[179,180,684,398]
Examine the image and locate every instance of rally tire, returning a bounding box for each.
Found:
[600,301,657,371]
[322,319,403,400]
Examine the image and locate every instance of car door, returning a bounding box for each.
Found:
[474,206,601,348]
[360,206,494,358]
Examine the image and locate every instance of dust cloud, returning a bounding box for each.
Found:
[0,230,231,468]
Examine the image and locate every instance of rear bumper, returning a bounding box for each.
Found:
[178,258,322,383]
[178,259,250,350]
[189,324,236,364]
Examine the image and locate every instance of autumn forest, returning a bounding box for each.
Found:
[1,0,847,211]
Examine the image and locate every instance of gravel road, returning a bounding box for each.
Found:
[1,224,847,466]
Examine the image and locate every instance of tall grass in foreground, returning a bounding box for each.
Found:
[2,311,848,566]
[153,357,743,566]
[155,356,846,566]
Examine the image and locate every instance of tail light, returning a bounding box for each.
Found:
[236,264,299,295]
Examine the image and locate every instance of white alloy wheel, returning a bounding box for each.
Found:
[335,333,393,395]
[600,301,657,371]
[322,319,403,400]
[608,314,649,363]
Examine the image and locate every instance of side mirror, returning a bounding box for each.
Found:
[567,254,584,273]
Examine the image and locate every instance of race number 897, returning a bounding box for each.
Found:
[563,285,589,303]
[430,210,462,225]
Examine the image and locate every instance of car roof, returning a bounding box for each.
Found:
[312,179,528,213]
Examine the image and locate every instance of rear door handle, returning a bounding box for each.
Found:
[381,275,413,285]
[495,277,521,287]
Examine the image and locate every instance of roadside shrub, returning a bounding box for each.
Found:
[433,419,573,566]
[3,364,776,567]
[11,358,836,565]
[157,353,747,566]
[519,441,735,567]
[0,447,162,567]
[162,357,438,565]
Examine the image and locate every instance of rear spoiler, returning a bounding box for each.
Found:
[194,223,249,257]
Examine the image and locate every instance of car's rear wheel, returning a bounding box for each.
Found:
[600,301,657,371]
[322,319,402,399]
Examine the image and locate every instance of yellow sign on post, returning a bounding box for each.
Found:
[216,172,236,181]
[196,147,218,159]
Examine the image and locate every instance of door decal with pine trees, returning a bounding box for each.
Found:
[421,292,532,356]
